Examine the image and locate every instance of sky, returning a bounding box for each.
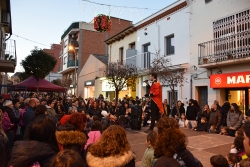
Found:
[10,0,177,75]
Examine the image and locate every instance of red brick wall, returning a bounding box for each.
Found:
[43,44,61,73]
[80,17,132,69]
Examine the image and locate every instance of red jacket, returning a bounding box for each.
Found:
[149,81,164,113]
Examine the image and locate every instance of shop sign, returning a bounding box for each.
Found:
[84,80,95,86]
[210,71,250,88]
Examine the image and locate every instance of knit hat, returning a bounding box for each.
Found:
[3,100,13,107]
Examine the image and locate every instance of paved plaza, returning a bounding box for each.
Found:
[127,127,234,167]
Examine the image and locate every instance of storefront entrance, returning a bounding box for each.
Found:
[226,89,250,113]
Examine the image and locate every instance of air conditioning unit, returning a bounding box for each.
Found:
[2,12,10,26]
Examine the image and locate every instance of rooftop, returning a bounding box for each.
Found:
[92,54,108,65]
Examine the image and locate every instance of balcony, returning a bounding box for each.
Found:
[67,60,78,68]
[125,52,157,73]
[198,30,250,68]
[0,38,17,73]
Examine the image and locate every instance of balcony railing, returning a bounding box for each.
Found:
[125,52,156,71]
[0,38,17,63]
[67,60,78,68]
[198,30,250,66]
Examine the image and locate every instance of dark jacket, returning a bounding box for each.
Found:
[216,104,225,125]
[200,110,210,121]
[171,104,185,117]
[86,150,136,167]
[9,141,58,167]
[88,107,102,121]
[109,107,121,118]
[209,109,222,129]
[154,156,181,167]
[23,106,35,128]
[0,132,8,167]
[177,148,203,167]
[3,106,20,129]
[195,122,208,131]
[186,105,199,120]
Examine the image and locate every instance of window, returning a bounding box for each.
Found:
[119,47,124,63]
[64,56,67,64]
[129,42,135,49]
[166,35,175,55]
[168,90,178,109]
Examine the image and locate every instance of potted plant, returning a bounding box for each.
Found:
[203,58,208,64]
[227,52,232,59]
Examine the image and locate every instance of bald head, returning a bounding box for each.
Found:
[30,98,40,107]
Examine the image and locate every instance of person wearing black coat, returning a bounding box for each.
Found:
[2,100,20,156]
[222,101,231,126]
[9,115,59,167]
[186,99,199,128]
[214,100,225,126]
[194,118,208,131]
[88,101,102,121]
[171,101,185,119]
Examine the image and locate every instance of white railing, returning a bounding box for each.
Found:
[125,52,157,71]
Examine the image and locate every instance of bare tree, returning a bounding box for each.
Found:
[150,52,187,105]
[53,78,72,90]
[104,62,138,103]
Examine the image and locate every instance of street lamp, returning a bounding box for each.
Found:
[68,45,77,97]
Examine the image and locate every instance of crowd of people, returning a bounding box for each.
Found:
[1,90,250,167]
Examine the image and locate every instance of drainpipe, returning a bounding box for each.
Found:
[190,74,193,99]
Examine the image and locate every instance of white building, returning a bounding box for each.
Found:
[133,0,190,105]
[189,0,250,111]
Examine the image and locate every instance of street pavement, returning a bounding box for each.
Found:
[126,127,234,167]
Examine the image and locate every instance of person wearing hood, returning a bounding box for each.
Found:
[86,125,136,167]
[9,116,59,167]
[46,99,57,117]
[56,113,87,160]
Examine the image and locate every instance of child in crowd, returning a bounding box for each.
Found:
[142,131,157,167]
[84,120,102,149]
[210,155,229,167]
[230,136,249,161]
[235,128,244,137]
[226,153,240,167]
[209,125,217,133]
[220,126,228,135]
[239,159,250,167]
[194,117,208,131]
[179,113,188,128]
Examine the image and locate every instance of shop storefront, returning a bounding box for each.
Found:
[210,71,250,113]
[84,80,95,99]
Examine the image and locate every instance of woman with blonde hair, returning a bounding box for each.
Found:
[86,125,136,167]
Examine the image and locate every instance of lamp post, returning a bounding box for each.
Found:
[69,45,77,97]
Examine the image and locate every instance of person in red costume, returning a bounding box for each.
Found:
[144,73,164,133]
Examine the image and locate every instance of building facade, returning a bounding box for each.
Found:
[78,54,108,99]
[134,0,190,106]
[189,0,250,112]
[0,0,16,94]
[59,19,132,96]
[105,26,137,99]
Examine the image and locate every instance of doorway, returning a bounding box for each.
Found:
[226,89,249,114]
[198,86,208,109]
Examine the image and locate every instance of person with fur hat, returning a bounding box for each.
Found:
[227,103,244,137]
[56,113,87,161]
[86,125,136,167]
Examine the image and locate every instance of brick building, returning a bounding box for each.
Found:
[59,18,132,95]
[43,44,61,73]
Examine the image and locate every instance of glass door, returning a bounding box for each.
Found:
[228,90,246,113]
